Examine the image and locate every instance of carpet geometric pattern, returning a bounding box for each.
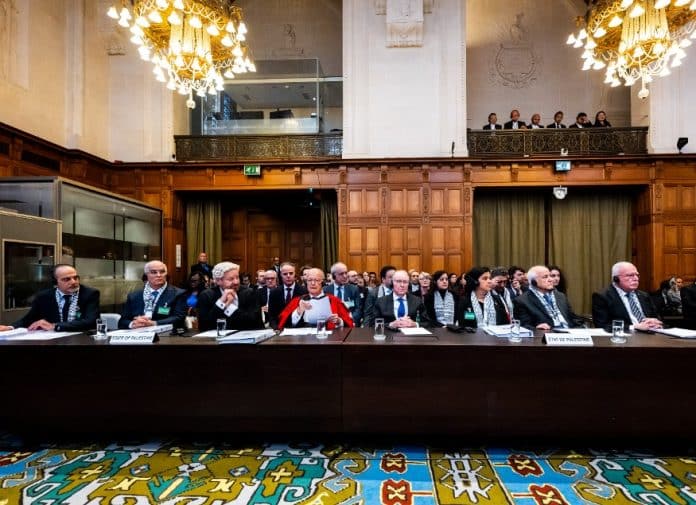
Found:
[1,433,696,504]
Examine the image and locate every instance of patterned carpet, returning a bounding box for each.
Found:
[1,433,696,504]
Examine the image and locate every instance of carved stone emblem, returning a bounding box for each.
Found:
[489,12,540,89]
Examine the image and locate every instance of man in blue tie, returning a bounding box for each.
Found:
[373,270,428,329]
[592,261,662,331]
[119,260,187,329]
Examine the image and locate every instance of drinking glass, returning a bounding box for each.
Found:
[374,318,386,340]
[94,318,108,341]
[509,319,522,343]
[316,318,327,339]
[216,318,227,338]
[611,319,626,344]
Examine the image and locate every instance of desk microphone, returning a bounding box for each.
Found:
[451,141,455,157]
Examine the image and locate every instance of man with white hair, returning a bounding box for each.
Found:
[592,261,662,331]
[198,261,263,331]
[324,262,362,325]
[119,260,187,329]
[513,265,581,331]
[373,269,429,329]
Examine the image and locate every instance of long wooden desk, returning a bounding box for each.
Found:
[2,327,695,440]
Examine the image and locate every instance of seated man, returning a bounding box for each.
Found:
[373,269,429,329]
[568,112,591,128]
[546,111,566,129]
[592,261,662,331]
[513,265,582,330]
[682,282,696,329]
[482,113,502,130]
[529,113,544,129]
[278,268,353,330]
[119,260,187,329]
[324,262,363,325]
[190,251,212,281]
[0,264,99,332]
[504,109,527,130]
[198,261,263,331]
[267,262,307,329]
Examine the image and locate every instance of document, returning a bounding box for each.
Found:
[483,325,533,338]
[217,330,275,344]
[654,327,696,339]
[553,328,612,337]
[108,324,173,337]
[280,328,318,336]
[193,329,238,338]
[399,327,432,336]
[0,328,82,341]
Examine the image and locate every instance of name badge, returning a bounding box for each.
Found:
[464,311,476,321]
[344,300,355,309]
[157,306,171,316]
[144,310,153,318]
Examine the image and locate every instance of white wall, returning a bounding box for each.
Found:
[343,0,466,158]
[466,0,630,129]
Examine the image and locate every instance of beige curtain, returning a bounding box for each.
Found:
[185,200,222,271]
[473,192,546,269]
[320,192,339,272]
[549,194,631,315]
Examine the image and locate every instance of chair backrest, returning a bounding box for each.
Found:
[100,313,121,330]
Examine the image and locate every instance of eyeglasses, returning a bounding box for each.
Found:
[306,278,323,283]
[620,273,640,278]
[393,279,410,284]
[148,270,166,275]
[334,271,348,275]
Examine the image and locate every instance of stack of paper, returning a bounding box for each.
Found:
[482,325,533,338]
[553,328,612,337]
[399,327,432,336]
[217,330,276,344]
[0,328,82,340]
[279,328,318,336]
[108,324,173,338]
[654,327,696,339]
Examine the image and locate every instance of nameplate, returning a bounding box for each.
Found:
[109,334,158,345]
[544,334,594,346]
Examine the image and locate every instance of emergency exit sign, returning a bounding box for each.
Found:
[244,164,261,176]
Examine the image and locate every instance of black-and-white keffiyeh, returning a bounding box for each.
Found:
[144,283,166,313]
[470,291,498,327]
[434,290,455,325]
[55,289,80,322]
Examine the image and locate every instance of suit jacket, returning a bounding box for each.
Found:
[13,285,100,332]
[514,290,582,330]
[197,286,263,331]
[119,284,187,329]
[267,283,308,329]
[454,292,509,328]
[546,122,567,129]
[256,286,272,307]
[504,120,527,129]
[373,293,430,328]
[682,284,696,327]
[482,124,502,130]
[190,262,212,278]
[592,286,660,330]
[569,123,591,128]
[324,283,363,326]
[277,293,354,330]
[363,285,392,327]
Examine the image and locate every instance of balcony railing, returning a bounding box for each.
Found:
[467,127,648,157]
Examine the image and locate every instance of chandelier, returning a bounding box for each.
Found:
[567,0,696,97]
[107,0,255,108]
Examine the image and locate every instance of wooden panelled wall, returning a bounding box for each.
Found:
[1,123,695,289]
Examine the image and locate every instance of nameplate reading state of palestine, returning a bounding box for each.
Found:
[109,334,158,345]
[544,334,594,346]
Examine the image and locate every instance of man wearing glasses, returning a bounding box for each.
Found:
[592,261,662,331]
[119,260,187,329]
[0,264,100,332]
[373,269,429,329]
[324,262,362,326]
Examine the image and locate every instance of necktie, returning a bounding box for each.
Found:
[543,293,554,307]
[397,297,406,318]
[285,287,292,304]
[627,293,645,321]
[62,294,71,322]
[337,285,343,301]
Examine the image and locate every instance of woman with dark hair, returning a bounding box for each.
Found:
[593,110,612,127]
[368,272,378,288]
[182,272,206,313]
[424,270,459,327]
[455,272,468,297]
[455,267,510,328]
[547,265,567,294]
[448,273,458,290]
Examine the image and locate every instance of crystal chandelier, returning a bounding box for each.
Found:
[107,0,256,108]
[567,0,696,97]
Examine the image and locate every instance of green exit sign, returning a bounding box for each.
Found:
[243,164,261,176]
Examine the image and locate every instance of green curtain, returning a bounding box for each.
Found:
[320,192,339,272]
[473,192,546,269]
[549,193,631,315]
[185,200,222,270]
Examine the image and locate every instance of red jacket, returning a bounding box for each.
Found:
[277,294,354,330]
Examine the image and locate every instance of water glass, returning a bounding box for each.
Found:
[216,318,227,338]
[611,319,626,344]
[316,318,328,339]
[374,318,386,340]
[508,319,522,343]
[94,318,108,341]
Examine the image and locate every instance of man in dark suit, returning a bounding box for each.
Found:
[506,266,526,300]
[270,257,281,277]
[0,264,100,332]
[119,260,187,329]
[568,112,591,128]
[373,270,429,329]
[514,265,582,331]
[324,261,362,326]
[546,110,567,129]
[363,265,396,327]
[592,261,662,331]
[268,262,307,328]
[256,269,278,325]
[482,112,502,130]
[190,251,212,280]
[682,283,696,329]
[503,109,527,130]
[198,261,263,331]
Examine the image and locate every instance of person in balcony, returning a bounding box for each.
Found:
[593,110,612,127]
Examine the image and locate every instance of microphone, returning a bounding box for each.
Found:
[451,141,455,157]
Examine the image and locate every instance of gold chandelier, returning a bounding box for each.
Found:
[107,0,255,108]
[567,0,696,97]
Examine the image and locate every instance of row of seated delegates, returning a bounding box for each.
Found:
[651,276,683,317]
[482,110,612,130]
